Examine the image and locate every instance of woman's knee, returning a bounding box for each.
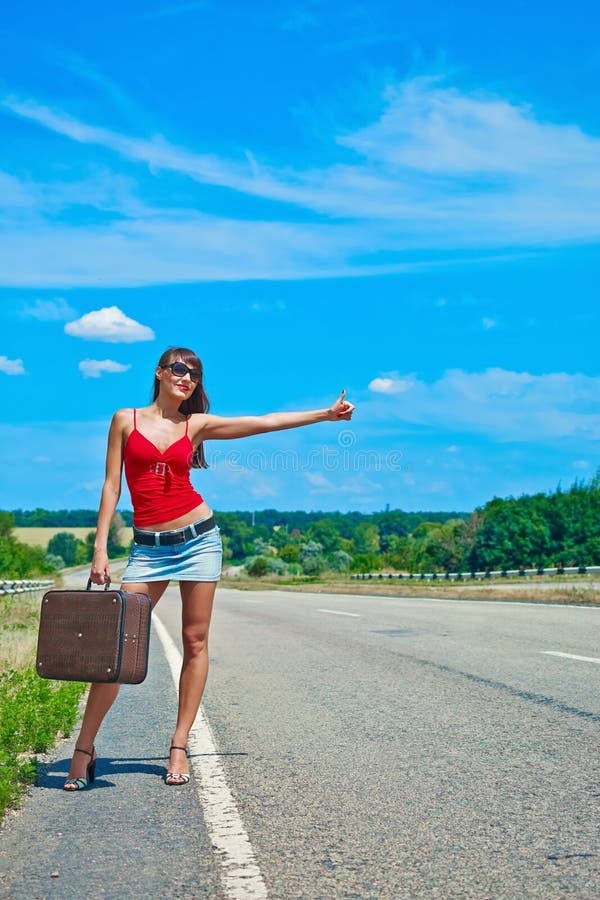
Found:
[182,626,209,657]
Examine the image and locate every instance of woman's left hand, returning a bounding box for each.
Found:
[327,389,355,421]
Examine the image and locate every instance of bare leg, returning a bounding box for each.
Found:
[167,580,217,783]
[65,580,169,787]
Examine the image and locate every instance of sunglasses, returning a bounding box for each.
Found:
[161,362,201,383]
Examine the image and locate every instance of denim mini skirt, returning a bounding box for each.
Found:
[121,520,222,584]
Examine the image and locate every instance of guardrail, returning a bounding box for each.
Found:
[352,565,600,581]
[0,579,54,595]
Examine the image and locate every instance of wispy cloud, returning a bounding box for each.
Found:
[65,306,155,342]
[3,77,600,286]
[6,77,600,238]
[21,297,77,320]
[340,77,595,175]
[0,171,38,209]
[0,355,25,375]
[79,358,132,378]
[0,208,436,286]
[52,52,149,125]
[304,470,383,498]
[367,368,600,442]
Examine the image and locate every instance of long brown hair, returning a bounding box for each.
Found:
[152,347,210,468]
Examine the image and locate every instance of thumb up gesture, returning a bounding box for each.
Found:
[327,389,355,421]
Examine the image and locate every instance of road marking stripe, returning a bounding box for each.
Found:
[317,608,361,617]
[153,613,268,899]
[542,651,600,664]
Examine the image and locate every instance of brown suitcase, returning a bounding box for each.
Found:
[36,578,152,684]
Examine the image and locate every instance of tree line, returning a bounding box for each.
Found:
[3,475,599,578]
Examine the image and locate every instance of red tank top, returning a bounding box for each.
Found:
[124,409,204,528]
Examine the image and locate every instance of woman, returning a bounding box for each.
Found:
[64,346,354,790]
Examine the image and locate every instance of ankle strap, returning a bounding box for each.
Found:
[74,746,94,757]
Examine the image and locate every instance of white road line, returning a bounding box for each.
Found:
[541,651,600,665]
[317,608,361,618]
[153,613,268,899]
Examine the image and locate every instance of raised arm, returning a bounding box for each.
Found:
[90,410,127,585]
[195,390,354,441]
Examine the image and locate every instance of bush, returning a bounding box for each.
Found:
[301,554,327,575]
[252,537,274,556]
[279,544,300,563]
[247,556,268,577]
[47,532,81,567]
[266,557,288,575]
[0,512,54,578]
[44,553,65,570]
[350,553,382,573]
[328,550,353,572]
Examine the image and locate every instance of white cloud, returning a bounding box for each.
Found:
[65,306,154,342]
[0,356,25,375]
[33,456,50,463]
[22,297,76,320]
[79,358,132,378]
[368,375,414,395]
[572,460,590,470]
[482,317,497,330]
[367,367,600,442]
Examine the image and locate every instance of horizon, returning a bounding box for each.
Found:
[10,470,596,521]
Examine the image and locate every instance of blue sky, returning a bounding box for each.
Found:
[1,0,599,514]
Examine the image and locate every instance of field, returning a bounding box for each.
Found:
[14,527,134,548]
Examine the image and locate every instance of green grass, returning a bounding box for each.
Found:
[0,592,87,819]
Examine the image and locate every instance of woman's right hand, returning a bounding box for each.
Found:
[90,550,110,586]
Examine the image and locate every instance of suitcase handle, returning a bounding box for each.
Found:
[86,575,112,591]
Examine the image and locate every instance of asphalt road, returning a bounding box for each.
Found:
[1,587,598,898]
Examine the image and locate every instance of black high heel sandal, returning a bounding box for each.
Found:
[63,746,96,791]
[165,745,190,786]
